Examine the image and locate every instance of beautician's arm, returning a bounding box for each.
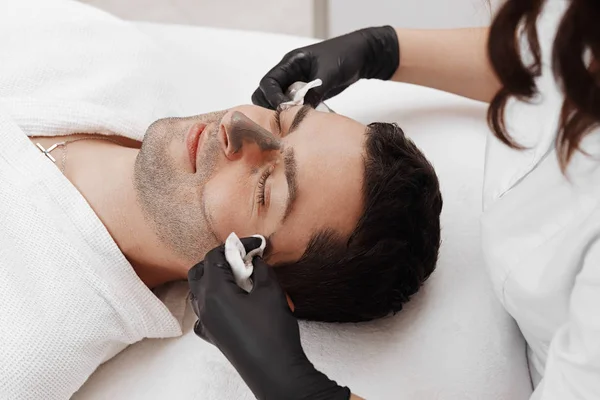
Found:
[253,26,500,109]
[391,28,500,102]
[188,239,357,400]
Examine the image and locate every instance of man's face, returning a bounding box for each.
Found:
[134,105,366,266]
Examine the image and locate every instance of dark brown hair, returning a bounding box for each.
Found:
[487,0,600,169]
[272,123,443,323]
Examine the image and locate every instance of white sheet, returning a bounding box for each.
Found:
[73,21,533,400]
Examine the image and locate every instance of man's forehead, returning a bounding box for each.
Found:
[267,114,365,264]
[302,108,365,129]
[288,113,368,156]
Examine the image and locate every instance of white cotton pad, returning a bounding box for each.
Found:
[280,79,335,113]
[280,79,323,108]
[224,232,266,292]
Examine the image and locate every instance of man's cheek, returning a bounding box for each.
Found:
[204,178,254,242]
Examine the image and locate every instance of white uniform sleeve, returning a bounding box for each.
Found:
[531,238,600,400]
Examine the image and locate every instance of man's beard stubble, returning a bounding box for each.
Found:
[133,112,226,263]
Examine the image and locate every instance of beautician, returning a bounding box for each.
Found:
[188,0,600,399]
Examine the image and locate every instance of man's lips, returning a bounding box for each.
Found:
[186,123,206,173]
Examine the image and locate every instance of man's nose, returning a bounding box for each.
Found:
[220,111,281,162]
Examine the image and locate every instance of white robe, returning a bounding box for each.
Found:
[0,0,192,398]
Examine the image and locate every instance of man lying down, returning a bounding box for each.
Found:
[0,1,441,398]
[1,102,442,395]
[30,104,443,322]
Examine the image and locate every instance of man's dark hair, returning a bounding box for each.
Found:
[272,122,443,323]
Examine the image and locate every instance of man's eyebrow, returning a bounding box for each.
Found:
[287,104,312,135]
[268,105,309,246]
[281,146,298,224]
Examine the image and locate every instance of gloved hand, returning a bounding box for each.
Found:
[252,25,399,109]
[188,238,350,400]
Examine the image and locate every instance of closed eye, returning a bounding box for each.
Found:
[256,165,274,206]
[272,106,284,135]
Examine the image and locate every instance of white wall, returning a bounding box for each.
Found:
[80,0,503,39]
[79,0,313,37]
[327,0,503,37]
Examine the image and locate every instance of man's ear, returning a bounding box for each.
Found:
[286,293,295,312]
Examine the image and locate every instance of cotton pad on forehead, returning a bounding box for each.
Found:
[281,79,335,113]
[281,79,323,108]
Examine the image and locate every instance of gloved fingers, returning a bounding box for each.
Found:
[257,76,294,110]
[188,260,205,282]
[202,244,241,289]
[251,259,294,313]
[187,261,205,303]
[187,262,206,320]
[239,236,263,254]
[207,262,241,290]
[190,292,201,318]
[258,52,315,109]
[251,256,282,291]
[203,245,233,280]
[302,87,327,108]
[251,87,273,109]
[193,319,211,343]
[203,243,226,265]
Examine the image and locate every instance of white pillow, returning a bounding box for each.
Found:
[74,22,533,400]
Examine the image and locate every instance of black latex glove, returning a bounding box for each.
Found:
[188,238,350,400]
[252,25,399,109]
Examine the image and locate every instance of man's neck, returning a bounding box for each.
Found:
[31,134,189,287]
